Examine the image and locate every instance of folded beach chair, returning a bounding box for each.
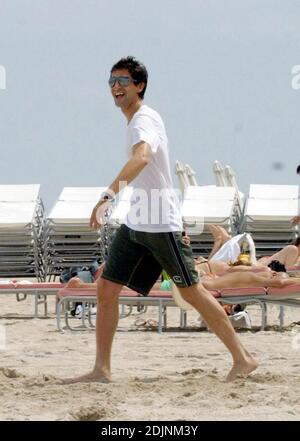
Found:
[224,165,244,215]
[213,161,227,187]
[185,164,198,186]
[0,184,44,280]
[241,184,299,257]
[175,160,190,193]
[44,187,107,279]
[181,185,240,257]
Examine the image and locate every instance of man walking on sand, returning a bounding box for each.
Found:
[64,56,257,383]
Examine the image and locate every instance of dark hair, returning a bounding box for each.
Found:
[294,237,300,247]
[297,165,300,174]
[111,56,148,99]
[267,260,286,272]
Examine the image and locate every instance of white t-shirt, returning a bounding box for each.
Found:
[124,104,182,233]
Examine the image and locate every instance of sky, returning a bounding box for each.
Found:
[0,0,300,214]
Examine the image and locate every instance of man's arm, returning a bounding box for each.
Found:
[107,141,151,197]
[90,141,151,229]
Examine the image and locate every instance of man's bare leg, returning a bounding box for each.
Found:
[179,283,258,381]
[62,277,123,384]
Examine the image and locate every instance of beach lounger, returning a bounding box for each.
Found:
[0,281,63,317]
[55,283,300,333]
[56,288,185,333]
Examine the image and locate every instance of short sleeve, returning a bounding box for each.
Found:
[130,115,159,154]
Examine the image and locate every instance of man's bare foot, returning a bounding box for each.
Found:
[62,369,111,384]
[226,356,258,382]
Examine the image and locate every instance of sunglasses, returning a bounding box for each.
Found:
[108,76,136,87]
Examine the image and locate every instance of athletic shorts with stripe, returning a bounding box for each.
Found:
[101,224,199,296]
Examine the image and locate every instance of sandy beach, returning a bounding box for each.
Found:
[1,293,300,421]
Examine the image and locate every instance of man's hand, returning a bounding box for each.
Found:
[291,215,300,226]
[90,200,109,230]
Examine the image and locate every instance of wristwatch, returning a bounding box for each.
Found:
[99,191,115,203]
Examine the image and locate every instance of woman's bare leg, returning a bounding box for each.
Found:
[217,226,232,243]
[66,277,96,289]
[208,225,232,260]
[258,245,299,267]
[208,225,227,259]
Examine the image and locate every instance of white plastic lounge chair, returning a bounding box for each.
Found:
[0,184,40,202]
[224,165,244,214]
[213,161,227,187]
[0,184,44,280]
[44,187,107,279]
[182,186,236,226]
[185,164,198,186]
[175,160,190,193]
[241,184,299,257]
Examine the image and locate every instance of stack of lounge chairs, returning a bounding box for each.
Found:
[0,184,44,280]
[43,187,107,280]
[175,160,198,192]
[181,185,241,256]
[240,184,299,257]
[213,161,244,215]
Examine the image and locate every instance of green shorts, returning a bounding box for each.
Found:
[102,224,199,296]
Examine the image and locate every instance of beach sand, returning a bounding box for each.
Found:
[0,293,300,421]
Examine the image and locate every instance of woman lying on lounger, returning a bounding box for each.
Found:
[66,261,299,293]
[184,231,269,276]
[257,237,300,268]
[208,225,300,268]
